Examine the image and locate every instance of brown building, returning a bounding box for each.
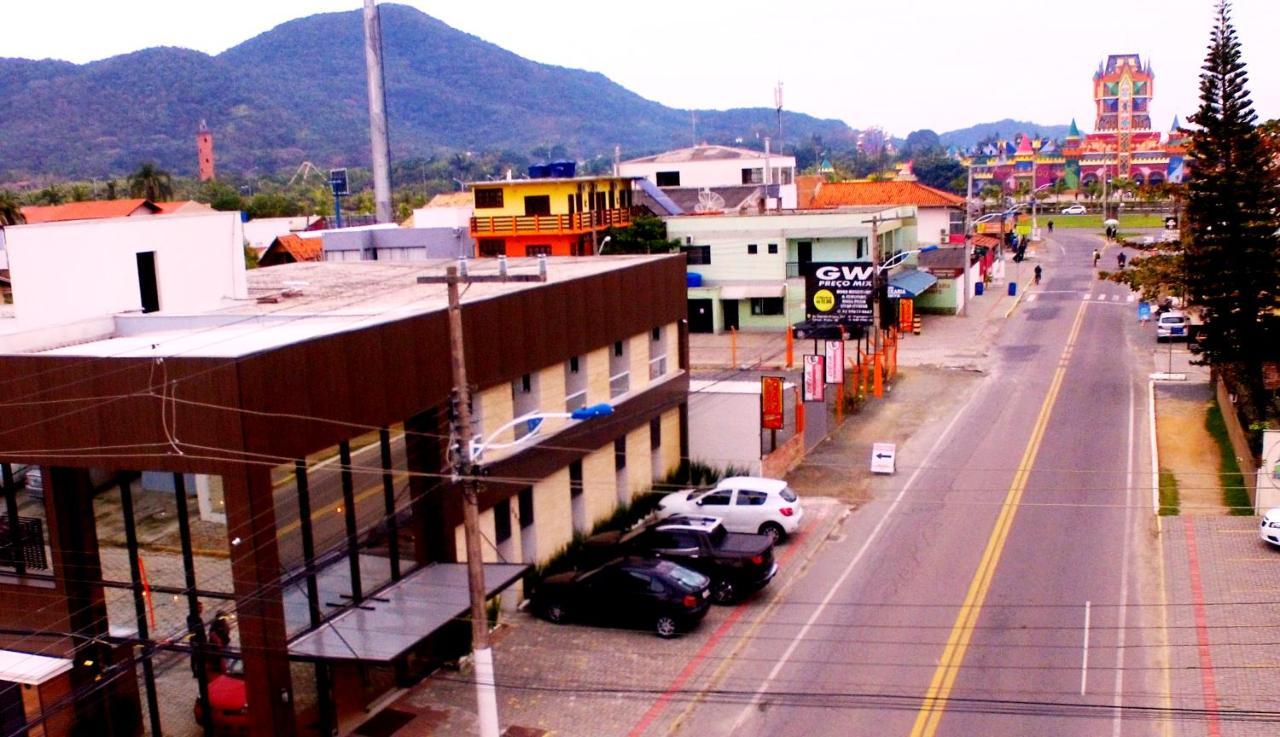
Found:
[0,255,688,737]
[196,120,215,182]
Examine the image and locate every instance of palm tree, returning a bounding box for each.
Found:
[979,184,1003,204]
[127,163,174,201]
[0,190,24,226]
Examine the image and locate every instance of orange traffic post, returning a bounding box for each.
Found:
[795,386,805,434]
[785,328,794,368]
[730,327,737,367]
[873,351,883,398]
[836,380,844,422]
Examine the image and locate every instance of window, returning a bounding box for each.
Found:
[747,244,758,255]
[525,245,552,257]
[610,340,629,397]
[768,243,779,254]
[699,490,732,506]
[474,188,504,209]
[737,489,768,506]
[741,167,763,185]
[136,252,159,313]
[478,239,506,257]
[570,460,586,533]
[614,437,626,470]
[565,355,586,412]
[656,171,681,187]
[649,326,667,379]
[569,461,583,498]
[682,245,711,265]
[650,417,661,450]
[512,372,539,439]
[494,499,512,543]
[518,488,534,529]
[614,341,624,357]
[751,297,784,316]
[523,195,551,216]
[651,327,661,342]
[569,356,580,373]
[520,374,532,393]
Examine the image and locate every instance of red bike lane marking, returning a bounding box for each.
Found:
[626,502,835,737]
[1183,518,1222,737]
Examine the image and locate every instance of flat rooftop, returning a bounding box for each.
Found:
[14,255,673,359]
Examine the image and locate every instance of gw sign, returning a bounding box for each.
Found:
[804,262,875,326]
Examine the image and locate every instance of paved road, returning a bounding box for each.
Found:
[661,232,1171,736]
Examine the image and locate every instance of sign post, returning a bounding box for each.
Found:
[328,168,349,228]
[871,442,897,474]
[803,355,825,402]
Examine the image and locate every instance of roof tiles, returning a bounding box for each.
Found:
[809,181,964,209]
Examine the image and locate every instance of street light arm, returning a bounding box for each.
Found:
[470,404,614,462]
[877,245,939,273]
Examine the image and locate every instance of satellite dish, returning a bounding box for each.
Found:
[695,188,725,213]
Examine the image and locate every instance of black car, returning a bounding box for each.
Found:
[585,515,776,604]
[792,321,864,340]
[532,557,711,638]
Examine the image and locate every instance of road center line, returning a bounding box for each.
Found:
[909,300,1088,737]
[1081,600,1092,695]
[724,368,993,735]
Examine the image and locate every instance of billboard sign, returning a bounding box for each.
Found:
[824,340,844,384]
[328,168,349,196]
[804,262,875,325]
[761,376,785,430]
[803,355,826,402]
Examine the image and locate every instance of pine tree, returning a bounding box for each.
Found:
[1183,2,1280,392]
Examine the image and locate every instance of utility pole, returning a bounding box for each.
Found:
[418,259,547,737]
[962,161,974,317]
[363,0,393,224]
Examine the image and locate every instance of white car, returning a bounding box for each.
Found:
[655,476,803,542]
[1156,310,1188,341]
[1261,508,1280,546]
[1061,204,1087,215]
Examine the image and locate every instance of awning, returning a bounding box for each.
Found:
[887,269,938,298]
[0,650,72,685]
[287,562,528,662]
[719,283,785,300]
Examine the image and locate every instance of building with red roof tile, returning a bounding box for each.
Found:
[258,233,323,266]
[808,180,965,245]
[19,199,161,224]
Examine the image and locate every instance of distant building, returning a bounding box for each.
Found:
[620,144,798,209]
[412,192,473,229]
[468,165,635,257]
[964,54,1187,191]
[259,233,323,266]
[197,119,215,181]
[808,180,965,245]
[20,199,162,224]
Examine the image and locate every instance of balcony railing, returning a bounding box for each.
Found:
[471,208,632,237]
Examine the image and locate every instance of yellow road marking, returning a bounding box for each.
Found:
[1156,516,1175,737]
[909,300,1088,737]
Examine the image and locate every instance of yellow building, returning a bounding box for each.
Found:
[470,170,636,257]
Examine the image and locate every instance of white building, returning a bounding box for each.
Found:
[620,145,798,210]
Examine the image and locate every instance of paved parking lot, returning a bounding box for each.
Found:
[373,497,847,737]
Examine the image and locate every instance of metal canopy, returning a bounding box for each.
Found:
[287,562,527,662]
[719,283,786,300]
[887,269,939,298]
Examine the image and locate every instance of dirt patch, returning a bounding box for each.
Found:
[786,367,983,504]
[1155,382,1226,515]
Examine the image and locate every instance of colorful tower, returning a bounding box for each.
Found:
[196,120,215,182]
[1062,120,1082,190]
[1092,54,1154,177]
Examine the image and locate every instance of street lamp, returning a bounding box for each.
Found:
[470,403,615,462]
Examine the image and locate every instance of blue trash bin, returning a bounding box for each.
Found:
[1008,282,1018,296]
[975,281,985,296]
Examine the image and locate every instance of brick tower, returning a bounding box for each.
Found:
[196,119,215,181]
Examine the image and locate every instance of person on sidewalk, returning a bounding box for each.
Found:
[1093,249,1101,267]
[1117,252,1127,269]
[1047,220,1054,234]
[1033,264,1043,285]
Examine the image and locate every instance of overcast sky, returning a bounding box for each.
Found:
[7,1,1278,137]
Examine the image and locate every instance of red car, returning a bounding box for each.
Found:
[193,661,249,736]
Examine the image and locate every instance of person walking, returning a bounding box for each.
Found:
[1047,220,1055,234]
[1117,252,1127,269]
[1033,264,1043,285]
[1093,249,1101,267]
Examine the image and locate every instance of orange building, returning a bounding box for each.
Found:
[469,169,636,257]
[197,119,215,181]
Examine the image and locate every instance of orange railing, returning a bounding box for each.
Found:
[470,208,632,236]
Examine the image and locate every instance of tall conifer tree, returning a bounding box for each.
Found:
[1183,2,1280,388]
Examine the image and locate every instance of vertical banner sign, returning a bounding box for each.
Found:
[760,376,785,430]
[803,355,826,402]
[824,340,844,384]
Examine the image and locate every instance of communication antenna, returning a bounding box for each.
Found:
[695,188,725,213]
[774,81,784,142]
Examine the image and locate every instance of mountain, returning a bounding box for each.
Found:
[938,119,1073,150]
[0,4,855,180]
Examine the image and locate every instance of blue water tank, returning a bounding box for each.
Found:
[549,160,576,178]
[974,281,984,296]
[687,273,703,287]
[528,164,550,179]
[1008,282,1018,296]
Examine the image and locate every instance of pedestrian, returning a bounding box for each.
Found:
[1117,252,1127,269]
[1034,264,1043,285]
[1093,249,1100,267]
[206,611,232,675]
[1047,220,1055,234]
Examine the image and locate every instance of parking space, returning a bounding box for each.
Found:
[380,498,846,737]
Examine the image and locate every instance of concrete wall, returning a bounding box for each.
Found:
[688,385,763,474]
[5,212,247,326]
[659,409,682,479]
[412,205,472,230]
[620,157,798,208]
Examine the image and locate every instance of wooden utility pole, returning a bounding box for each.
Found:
[420,260,545,737]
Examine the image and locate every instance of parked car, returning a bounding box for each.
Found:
[193,660,249,735]
[584,515,776,604]
[1262,509,1280,546]
[532,557,711,638]
[1061,204,1088,215]
[655,476,803,543]
[1156,310,1188,341]
[792,321,862,340]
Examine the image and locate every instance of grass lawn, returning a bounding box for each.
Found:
[1206,402,1252,515]
[1044,213,1169,229]
[1158,468,1180,516]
